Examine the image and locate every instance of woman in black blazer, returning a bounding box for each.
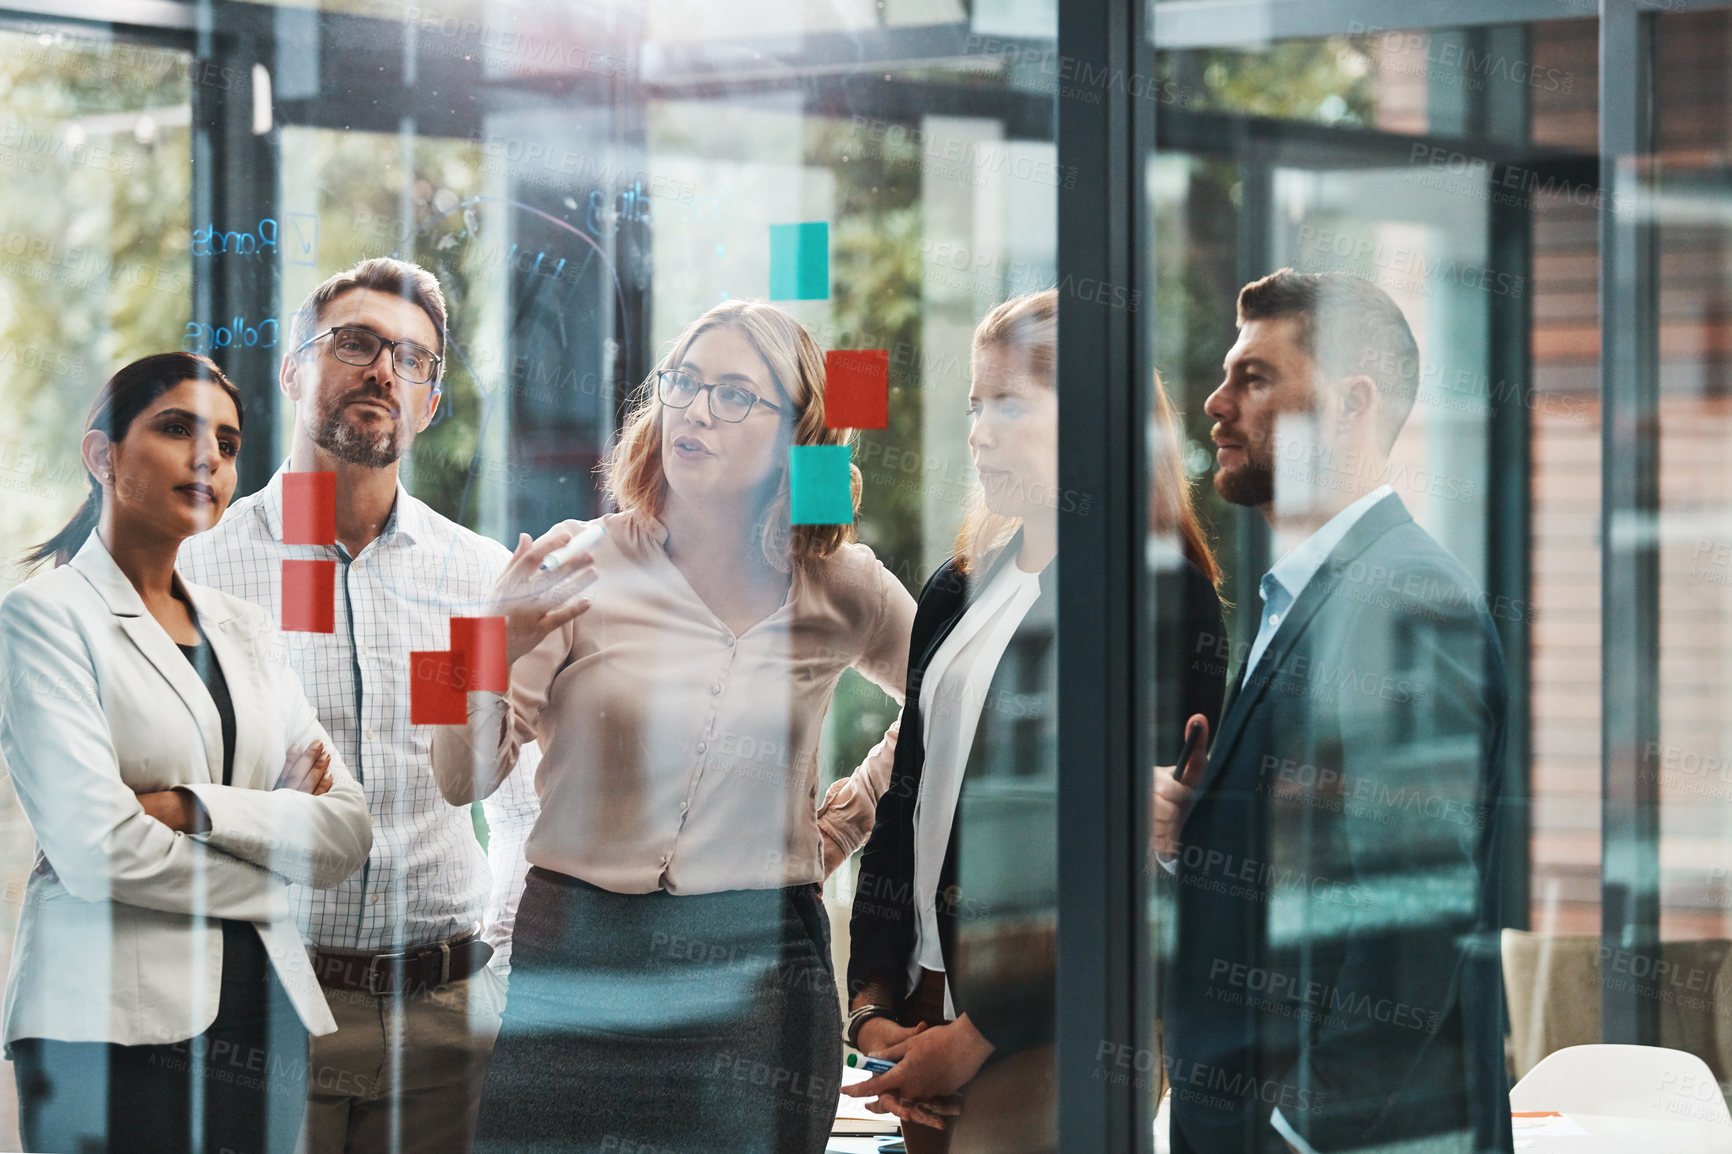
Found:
[842,290,1226,1153]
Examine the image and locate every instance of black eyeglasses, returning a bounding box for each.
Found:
[656,369,782,423]
[300,326,442,387]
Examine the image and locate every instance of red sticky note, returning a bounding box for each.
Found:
[449,616,508,692]
[824,349,889,429]
[410,651,466,725]
[281,472,336,545]
[280,559,336,633]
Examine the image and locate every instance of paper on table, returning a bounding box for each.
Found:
[835,1064,900,1135]
[1511,1111,1593,1138]
[827,1129,893,1150]
[825,1140,886,1154]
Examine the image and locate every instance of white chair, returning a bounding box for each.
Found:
[1510,1043,1732,1124]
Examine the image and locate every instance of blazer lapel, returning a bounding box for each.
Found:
[184,584,268,790]
[916,545,1019,676]
[1198,672,1251,794]
[916,577,971,676]
[1188,494,1414,806]
[912,539,1039,696]
[69,533,223,786]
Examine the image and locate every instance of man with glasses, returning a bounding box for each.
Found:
[179,257,541,1153]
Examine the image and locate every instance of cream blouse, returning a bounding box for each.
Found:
[431,510,915,894]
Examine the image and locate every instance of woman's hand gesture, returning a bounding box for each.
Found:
[494,525,601,668]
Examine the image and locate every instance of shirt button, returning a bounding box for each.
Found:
[710,684,722,695]
[356,642,370,657]
[696,741,707,753]
[363,728,377,742]
[679,801,689,815]
[725,634,736,647]
[1269,614,1281,627]
[367,893,379,906]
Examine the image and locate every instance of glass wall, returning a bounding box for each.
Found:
[0,0,1730,1151]
[0,1,1065,1151]
[1140,3,1732,1151]
[0,19,194,1145]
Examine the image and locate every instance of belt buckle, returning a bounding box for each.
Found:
[364,949,413,996]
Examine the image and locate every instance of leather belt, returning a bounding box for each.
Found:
[312,932,493,996]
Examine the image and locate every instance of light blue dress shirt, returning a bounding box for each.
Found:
[1240,485,1394,686]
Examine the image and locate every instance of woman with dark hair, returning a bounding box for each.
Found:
[843,290,1227,1153]
[1,352,372,1154]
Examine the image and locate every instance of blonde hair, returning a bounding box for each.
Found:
[954,288,1221,590]
[603,300,860,569]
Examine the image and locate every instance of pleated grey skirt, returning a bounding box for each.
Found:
[476,868,842,1154]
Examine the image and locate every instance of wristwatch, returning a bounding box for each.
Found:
[845,1003,895,1049]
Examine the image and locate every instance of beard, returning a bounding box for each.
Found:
[1212,451,1275,507]
[310,393,404,468]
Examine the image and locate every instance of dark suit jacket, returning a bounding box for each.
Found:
[850,537,1226,1057]
[1167,494,1512,1154]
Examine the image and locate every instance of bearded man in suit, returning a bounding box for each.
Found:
[1154,270,1512,1154]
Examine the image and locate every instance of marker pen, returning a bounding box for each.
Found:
[541,522,606,571]
[846,1053,896,1075]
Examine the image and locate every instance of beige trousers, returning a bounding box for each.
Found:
[301,964,505,1154]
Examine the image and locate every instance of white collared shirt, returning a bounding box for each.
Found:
[177,462,540,959]
[909,557,1044,1013]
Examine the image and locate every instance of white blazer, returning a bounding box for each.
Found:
[0,532,372,1051]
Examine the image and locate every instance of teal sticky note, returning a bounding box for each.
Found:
[789,445,853,525]
[769,222,829,300]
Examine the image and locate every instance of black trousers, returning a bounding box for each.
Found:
[12,920,309,1154]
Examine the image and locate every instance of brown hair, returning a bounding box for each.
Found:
[26,352,243,570]
[1236,268,1420,450]
[1150,374,1222,591]
[603,300,859,569]
[289,256,449,367]
[954,290,1221,590]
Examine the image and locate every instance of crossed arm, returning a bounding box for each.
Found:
[0,595,371,920]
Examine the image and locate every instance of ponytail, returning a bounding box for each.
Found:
[19,351,241,574]
[25,478,102,572]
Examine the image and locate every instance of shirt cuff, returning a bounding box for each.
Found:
[1270,1107,1320,1154]
[466,689,510,718]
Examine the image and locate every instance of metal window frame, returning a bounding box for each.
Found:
[192,2,279,495]
[1598,0,1662,1045]
[1054,0,1153,1149]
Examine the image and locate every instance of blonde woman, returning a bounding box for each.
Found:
[432,300,916,1152]
[842,290,1226,1152]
